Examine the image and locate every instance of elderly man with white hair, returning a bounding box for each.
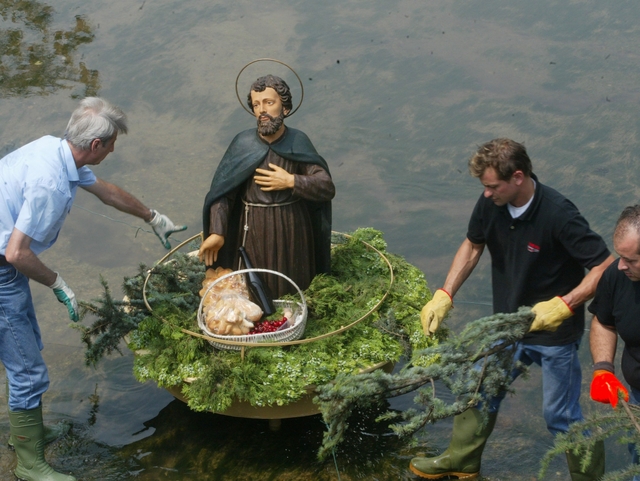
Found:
[0,97,185,481]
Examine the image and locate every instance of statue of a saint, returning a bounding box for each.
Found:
[200,74,335,297]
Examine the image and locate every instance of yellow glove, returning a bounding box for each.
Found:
[421,289,453,336]
[530,296,574,332]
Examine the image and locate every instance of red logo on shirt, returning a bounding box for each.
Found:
[527,242,540,253]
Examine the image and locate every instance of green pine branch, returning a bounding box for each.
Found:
[541,400,640,480]
[314,308,534,460]
[74,249,205,367]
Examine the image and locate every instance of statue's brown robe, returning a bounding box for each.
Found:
[204,128,334,297]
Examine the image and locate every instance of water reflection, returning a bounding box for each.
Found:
[116,400,419,481]
[86,384,100,427]
[0,0,99,98]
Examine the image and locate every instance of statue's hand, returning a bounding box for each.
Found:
[254,163,294,191]
[199,234,224,265]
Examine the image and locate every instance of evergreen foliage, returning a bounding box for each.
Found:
[76,275,139,363]
[314,308,534,460]
[76,228,440,414]
[75,253,206,366]
[541,400,640,481]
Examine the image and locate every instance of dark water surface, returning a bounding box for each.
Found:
[2,0,640,479]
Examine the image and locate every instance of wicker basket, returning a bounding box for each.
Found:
[197,268,308,351]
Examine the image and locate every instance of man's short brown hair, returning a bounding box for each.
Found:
[469,138,532,180]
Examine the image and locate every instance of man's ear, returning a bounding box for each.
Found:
[90,138,102,152]
[512,170,525,185]
[283,108,291,117]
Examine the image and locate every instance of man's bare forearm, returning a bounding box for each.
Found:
[442,238,485,297]
[589,315,618,365]
[562,255,615,310]
[83,178,153,221]
[5,228,56,286]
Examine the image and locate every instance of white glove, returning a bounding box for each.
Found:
[146,209,187,249]
[49,273,79,322]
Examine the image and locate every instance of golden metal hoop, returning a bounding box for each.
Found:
[235,58,304,118]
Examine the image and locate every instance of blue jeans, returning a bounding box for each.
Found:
[0,264,49,411]
[480,341,583,436]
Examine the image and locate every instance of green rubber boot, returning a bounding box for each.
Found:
[565,440,605,481]
[409,408,497,480]
[5,381,70,450]
[8,423,71,451]
[9,406,76,481]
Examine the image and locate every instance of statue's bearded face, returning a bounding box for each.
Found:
[256,111,284,136]
[251,88,286,136]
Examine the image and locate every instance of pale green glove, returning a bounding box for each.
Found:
[530,296,573,332]
[420,288,453,336]
[147,209,187,249]
[49,273,79,322]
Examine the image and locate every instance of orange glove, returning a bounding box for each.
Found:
[590,370,629,408]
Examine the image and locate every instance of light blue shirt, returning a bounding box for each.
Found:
[0,135,96,255]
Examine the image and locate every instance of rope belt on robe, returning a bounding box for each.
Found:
[239,198,301,270]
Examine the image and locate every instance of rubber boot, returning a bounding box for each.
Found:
[9,422,71,451]
[9,406,76,481]
[5,380,70,450]
[565,439,605,481]
[409,408,497,480]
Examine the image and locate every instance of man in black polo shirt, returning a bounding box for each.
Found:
[589,205,640,479]
[410,138,614,480]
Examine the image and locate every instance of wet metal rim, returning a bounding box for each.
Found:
[235,58,304,117]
